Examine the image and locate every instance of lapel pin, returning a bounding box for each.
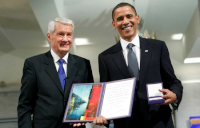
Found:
[145,50,148,52]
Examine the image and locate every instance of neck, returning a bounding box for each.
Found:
[57,52,67,58]
[123,34,137,42]
[52,49,68,58]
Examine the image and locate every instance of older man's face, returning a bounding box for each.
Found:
[47,22,73,58]
[112,6,139,42]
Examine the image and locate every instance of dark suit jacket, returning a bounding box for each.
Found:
[18,51,94,128]
[98,37,183,128]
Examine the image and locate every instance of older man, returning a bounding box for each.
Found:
[18,17,93,128]
[94,2,183,128]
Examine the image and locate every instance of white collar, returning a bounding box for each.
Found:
[50,49,69,63]
[120,34,140,51]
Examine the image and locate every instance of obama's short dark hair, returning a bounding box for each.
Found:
[112,2,137,21]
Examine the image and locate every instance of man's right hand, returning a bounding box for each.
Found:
[69,123,85,127]
[93,116,107,126]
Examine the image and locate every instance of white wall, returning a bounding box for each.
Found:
[176,83,200,128]
[76,42,115,82]
[183,7,200,58]
[0,86,20,119]
[0,48,49,85]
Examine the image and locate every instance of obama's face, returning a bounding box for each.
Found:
[112,6,139,42]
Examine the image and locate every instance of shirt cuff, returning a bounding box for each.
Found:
[169,99,178,110]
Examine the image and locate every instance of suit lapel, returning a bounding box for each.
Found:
[44,51,64,95]
[64,54,78,96]
[111,42,131,78]
[139,37,152,85]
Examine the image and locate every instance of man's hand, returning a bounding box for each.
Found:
[70,123,85,127]
[93,116,107,126]
[158,89,177,105]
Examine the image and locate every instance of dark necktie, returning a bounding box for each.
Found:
[127,43,139,78]
[58,59,66,91]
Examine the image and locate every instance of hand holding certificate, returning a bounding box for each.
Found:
[63,78,137,123]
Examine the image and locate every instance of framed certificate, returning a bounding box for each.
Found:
[63,78,137,123]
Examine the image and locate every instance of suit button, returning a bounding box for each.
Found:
[64,100,66,106]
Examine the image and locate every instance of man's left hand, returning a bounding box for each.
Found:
[70,123,85,127]
[93,115,107,126]
[158,89,177,105]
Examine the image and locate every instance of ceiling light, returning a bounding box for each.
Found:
[75,38,91,45]
[182,79,200,84]
[184,57,200,63]
[171,33,183,40]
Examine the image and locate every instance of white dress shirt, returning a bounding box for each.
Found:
[120,34,141,69]
[51,49,68,77]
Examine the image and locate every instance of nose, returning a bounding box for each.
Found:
[62,35,68,42]
[123,17,129,25]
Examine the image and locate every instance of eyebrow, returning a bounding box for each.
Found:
[116,16,123,20]
[116,13,134,20]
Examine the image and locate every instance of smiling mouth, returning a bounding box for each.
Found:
[122,26,132,30]
[60,43,69,47]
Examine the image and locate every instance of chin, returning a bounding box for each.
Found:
[124,34,134,38]
[60,47,71,51]
[59,49,70,53]
[126,33,135,38]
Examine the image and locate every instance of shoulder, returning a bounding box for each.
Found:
[70,54,89,61]
[140,37,165,45]
[69,54,92,70]
[70,54,90,63]
[99,43,119,57]
[22,52,47,70]
[25,52,46,63]
[140,37,167,49]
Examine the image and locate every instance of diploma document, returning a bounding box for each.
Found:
[63,78,137,123]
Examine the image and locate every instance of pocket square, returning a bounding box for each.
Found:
[145,50,148,52]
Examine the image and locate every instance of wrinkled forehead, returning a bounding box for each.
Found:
[54,22,73,32]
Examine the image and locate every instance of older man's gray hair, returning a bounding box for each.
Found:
[48,17,74,34]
